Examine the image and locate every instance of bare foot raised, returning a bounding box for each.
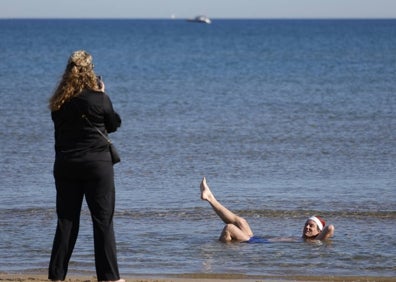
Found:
[200,177,214,201]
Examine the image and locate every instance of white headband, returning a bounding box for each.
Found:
[308,216,323,231]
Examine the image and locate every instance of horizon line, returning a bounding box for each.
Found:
[1,17,395,20]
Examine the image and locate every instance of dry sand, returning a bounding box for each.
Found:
[1,274,395,282]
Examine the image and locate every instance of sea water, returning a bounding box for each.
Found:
[0,19,395,277]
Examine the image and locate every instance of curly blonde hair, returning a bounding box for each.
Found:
[49,50,99,111]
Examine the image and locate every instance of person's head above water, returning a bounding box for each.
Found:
[302,215,326,239]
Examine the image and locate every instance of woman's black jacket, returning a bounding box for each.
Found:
[51,89,121,162]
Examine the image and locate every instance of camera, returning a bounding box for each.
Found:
[97,75,103,87]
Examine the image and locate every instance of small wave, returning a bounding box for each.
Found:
[1,206,395,220]
[117,207,396,220]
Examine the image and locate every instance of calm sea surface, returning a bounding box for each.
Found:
[0,19,395,278]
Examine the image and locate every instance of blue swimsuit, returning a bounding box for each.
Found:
[243,236,270,244]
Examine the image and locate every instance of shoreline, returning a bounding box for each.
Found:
[1,274,396,282]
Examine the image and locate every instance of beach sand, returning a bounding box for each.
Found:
[1,274,395,282]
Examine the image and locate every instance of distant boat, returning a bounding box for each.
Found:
[187,15,211,24]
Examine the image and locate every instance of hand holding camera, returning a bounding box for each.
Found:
[96,75,105,92]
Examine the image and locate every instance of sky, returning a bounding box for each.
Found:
[1,0,396,19]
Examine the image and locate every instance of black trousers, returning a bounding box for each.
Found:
[48,160,120,281]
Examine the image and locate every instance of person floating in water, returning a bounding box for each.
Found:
[200,177,335,243]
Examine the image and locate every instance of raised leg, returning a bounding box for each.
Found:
[200,177,253,242]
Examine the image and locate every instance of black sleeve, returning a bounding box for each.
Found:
[103,93,121,133]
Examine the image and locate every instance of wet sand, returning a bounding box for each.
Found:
[1,274,395,282]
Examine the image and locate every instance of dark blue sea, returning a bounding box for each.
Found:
[0,19,395,278]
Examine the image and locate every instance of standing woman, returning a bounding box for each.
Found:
[48,50,124,282]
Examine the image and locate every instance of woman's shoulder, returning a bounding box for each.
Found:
[80,89,106,97]
[78,89,110,104]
